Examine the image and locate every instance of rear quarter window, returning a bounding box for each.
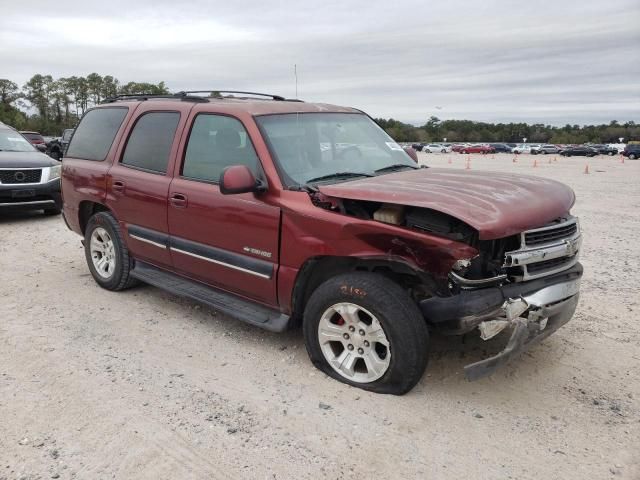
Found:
[66,108,128,161]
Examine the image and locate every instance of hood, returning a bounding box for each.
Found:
[0,150,59,168]
[318,168,575,240]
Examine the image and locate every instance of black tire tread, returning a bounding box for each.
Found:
[303,272,429,395]
[84,211,137,291]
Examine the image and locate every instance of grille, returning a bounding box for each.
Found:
[527,255,576,275]
[524,222,577,246]
[0,169,42,184]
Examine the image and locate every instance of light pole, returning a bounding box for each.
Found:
[523,137,527,144]
[443,137,447,143]
[619,137,624,143]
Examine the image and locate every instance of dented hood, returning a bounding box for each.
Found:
[318,168,575,240]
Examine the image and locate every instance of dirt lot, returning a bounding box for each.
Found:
[1,153,639,479]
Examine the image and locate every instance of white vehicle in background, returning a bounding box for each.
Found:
[512,144,540,154]
[423,143,452,153]
[608,143,626,153]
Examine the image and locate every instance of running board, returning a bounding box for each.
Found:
[130,261,291,332]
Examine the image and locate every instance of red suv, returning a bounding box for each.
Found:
[61,91,583,394]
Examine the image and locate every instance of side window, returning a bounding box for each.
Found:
[121,112,180,173]
[66,108,128,161]
[182,114,258,182]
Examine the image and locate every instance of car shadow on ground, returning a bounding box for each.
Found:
[0,210,58,224]
[123,282,559,393]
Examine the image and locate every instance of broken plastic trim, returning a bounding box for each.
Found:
[449,270,507,288]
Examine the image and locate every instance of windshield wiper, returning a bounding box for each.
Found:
[305,172,374,184]
[374,163,418,174]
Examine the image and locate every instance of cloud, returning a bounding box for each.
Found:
[1,0,638,125]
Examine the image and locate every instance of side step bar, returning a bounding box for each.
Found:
[130,261,291,332]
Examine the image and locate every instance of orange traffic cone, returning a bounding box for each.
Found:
[465,158,471,170]
[512,156,517,163]
[554,156,557,162]
[620,155,625,164]
[448,157,452,164]
[548,157,552,164]
[533,159,538,168]
[584,164,590,174]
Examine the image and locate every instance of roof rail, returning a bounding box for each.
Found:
[178,90,287,101]
[101,90,302,104]
[101,93,208,104]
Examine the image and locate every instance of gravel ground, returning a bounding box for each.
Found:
[1,153,639,479]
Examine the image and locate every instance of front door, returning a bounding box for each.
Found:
[167,113,280,306]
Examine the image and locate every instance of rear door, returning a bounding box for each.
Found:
[167,112,280,305]
[106,103,191,268]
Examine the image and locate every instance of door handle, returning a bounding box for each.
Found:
[170,193,188,208]
[112,180,126,193]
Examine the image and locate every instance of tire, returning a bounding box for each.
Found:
[441,149,446,153]
[303,272,429,395]
[49,149,61,161]
[424,149,431,153]
[541,150,547,155]
[84,211,137,291]
[629,154,636,160]
[608,151,614,156]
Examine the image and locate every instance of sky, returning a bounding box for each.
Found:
[1,0,639,126]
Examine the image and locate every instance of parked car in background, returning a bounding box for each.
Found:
[61,91,583,394]
[451,144,467,152]
[411,143,424,152]
[460,144,495,154]
[512,144,540,154]
[588,144,617,156]
[423,144,451,153]
[560,146,597,157]
[622,144,640,160]
[531,144,561,155]
[489,143,512,153]
[0,122,62,215]
[19,131,48,153]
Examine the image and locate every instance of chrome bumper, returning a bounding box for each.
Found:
[463,278,580,381]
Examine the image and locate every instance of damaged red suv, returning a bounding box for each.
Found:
[61,91,582,394]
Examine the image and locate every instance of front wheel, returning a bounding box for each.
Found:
[630,154,637,160]
[303,272,429,395]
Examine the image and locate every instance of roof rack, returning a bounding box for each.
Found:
[102,90,303,104]
[101,93,208,104]
[178,90,287,101]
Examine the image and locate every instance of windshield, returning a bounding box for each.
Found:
[256,113,415,186]
[0,130,36,152]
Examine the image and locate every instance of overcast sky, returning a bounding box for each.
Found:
[1,0,639,125]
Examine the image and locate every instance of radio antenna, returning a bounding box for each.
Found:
[294,64,298,99]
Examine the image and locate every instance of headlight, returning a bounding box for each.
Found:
[48,165,61,180]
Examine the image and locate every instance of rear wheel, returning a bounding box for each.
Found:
[84,211,137,291]
[629,153,636,160]
[303,272,429,395]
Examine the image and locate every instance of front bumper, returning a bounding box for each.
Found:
[419,263,582,380]
[0,178,61,211]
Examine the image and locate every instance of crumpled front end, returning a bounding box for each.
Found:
[419,215,583,380]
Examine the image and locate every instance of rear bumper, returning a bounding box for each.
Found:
[0,179,61,211]
[419,263,582,380]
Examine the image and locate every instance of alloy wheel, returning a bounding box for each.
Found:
[317,302,391,383]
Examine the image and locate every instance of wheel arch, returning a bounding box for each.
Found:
[78,201,112,234]
[290,255,433,325]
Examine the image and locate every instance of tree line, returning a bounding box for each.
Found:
[1,73,637,143]
[0,73,168,135]
[376,116,639,145]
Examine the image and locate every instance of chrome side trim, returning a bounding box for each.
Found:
[129,234,167,249]
[170,247,271,279]
[0,200,55,206]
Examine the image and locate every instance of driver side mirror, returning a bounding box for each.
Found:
[219,165,266,195]
[403,146,418,163]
